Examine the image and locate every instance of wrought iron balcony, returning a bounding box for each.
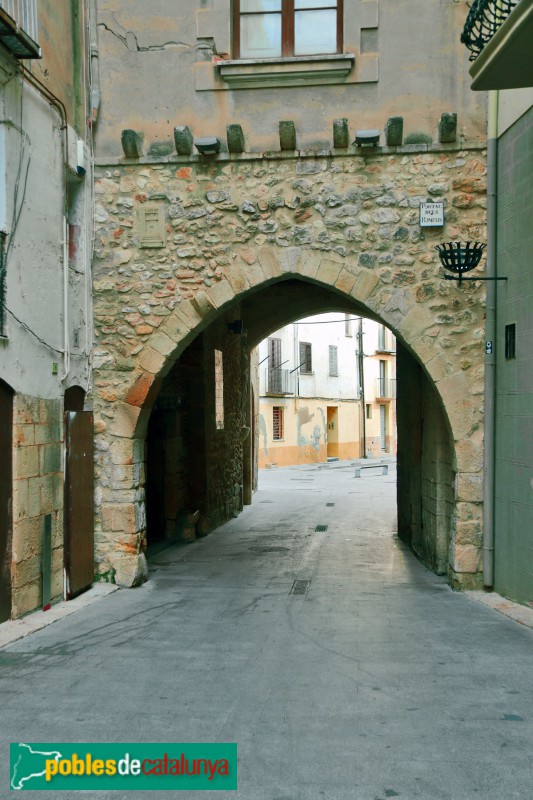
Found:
[461,0,519,61]
[375,378,397,400]
[0,0,40,58]
[264,368,293,396]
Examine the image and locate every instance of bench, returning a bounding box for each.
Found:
[354,463,389,478]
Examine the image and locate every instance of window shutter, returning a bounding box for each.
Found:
[329,345,338,376]
[299,342,312,373]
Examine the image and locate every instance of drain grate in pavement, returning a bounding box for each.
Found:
[326,503,335,507]
[290,580,310,596]
[315,524,328,532]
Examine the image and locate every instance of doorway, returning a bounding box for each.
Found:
[326,406,339,459]
[64,387,94,598]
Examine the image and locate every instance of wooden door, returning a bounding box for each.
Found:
[64,411,94,598]
[0,380,13,622]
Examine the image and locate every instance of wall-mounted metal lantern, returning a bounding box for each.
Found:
[435,241,506,285]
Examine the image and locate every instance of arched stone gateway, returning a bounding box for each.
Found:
[92,148,486,590]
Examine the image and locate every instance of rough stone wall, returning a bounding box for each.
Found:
[11,396,63,617]
[200,311,245,533]
[91,146,487,587]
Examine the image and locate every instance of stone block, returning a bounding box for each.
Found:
[452,543,480,573]
[121,129,143,159]
[14,445,39,479]
[109,402,143,437]
[455,439,484,473]
[333,118,349,149]
[39,442,61,475]
[295,250,321,279]
[191,290,217,318]
[454,520,482,547]
[150,330,177,358]
[439,112,457,143]
[101,502,137,534]
[279,120,296,151]
[12,516,41,562]
[138,346,166,375]
[11,580,41,618]
[223,262,251,294]
[207,279,236,309]
[257,247,283,280]
[14,424,34,447]
[27,475,57,517]
[316,257,343,285]
[174,125,194,155]
[109,438,136,466]
[335,268,357,295]
[112,552,148,588]
[12,554,41,589]
[456,472,483,503]
[12,479,29,521]
[14,395,40,425]
[396,305,434,339]
[350,269,379,302]
[226,124,245,153]
[385,116,404,147]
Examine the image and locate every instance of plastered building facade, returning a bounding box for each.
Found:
[257,314,397,468]
[0,1,94,620]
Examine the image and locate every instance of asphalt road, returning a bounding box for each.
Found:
[2,460,533,799]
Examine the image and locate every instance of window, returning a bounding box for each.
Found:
[505,324,516,360]
[379,360,387,397]
[378,324,386,351]
[233,0,343,60]
[366,404,372,420]
[299,341,312,374]
[268,336,283,393]
[273,406,284,440]
[214,349,224,429]
[328,345,338,376]
[344,314,352,337]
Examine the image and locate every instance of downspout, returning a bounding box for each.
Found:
[89,0,101,124]
[357,317,366,459]
[483,90,498,590]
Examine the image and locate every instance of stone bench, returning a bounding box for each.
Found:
[354,463,389,478]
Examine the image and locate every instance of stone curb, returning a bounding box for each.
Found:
[0,584,119,650]
[465,590,533,631]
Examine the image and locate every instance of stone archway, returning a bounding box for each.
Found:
[92,149,486,589]
[93,265,484,591]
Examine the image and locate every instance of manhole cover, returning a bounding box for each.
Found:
[315,524,328,532]
[326,503,335,507]
[290,580,310,595]
[249,546,290,553]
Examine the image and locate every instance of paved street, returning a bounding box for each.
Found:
[2,460,533,799]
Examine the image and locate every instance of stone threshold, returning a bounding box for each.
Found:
[465,590,533,631]
[0,584,119,650]
[95,141,487,168]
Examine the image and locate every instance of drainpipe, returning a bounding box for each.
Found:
[89,0,101,124]
[483,90,498,590]
[357,317,366,459]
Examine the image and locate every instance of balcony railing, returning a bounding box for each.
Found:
[0,0,40,58]
[264,368,293,396]
[376,378,397,400]
[461,0,519,61]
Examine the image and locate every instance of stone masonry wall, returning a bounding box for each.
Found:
[92,145,488,588]
[11,395,63,617]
